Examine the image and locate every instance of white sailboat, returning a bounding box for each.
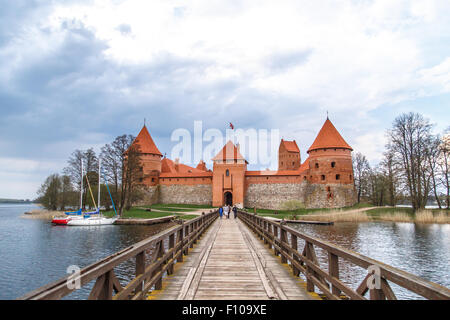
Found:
[67,158,118,226]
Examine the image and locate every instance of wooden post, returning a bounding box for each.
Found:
[328,252,341,296]
[135,251,145,297]
[273,225,279,256]
[268,223,273,250]
[305,242,314,292]
[177,222,184,263]
[263,221,268,244]
[280,227,288,264]
[168,233,175,275]
[291,234,300,276]
[155,240,164,290]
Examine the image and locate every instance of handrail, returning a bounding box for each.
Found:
[238,210,450,300]
[19,211,219,300]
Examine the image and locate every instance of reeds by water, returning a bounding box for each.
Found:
[296,210,371,222]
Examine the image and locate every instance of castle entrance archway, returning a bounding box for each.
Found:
[224,192,233,206]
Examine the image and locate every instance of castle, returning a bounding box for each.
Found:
[128,118,357,209]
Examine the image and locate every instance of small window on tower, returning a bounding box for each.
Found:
[336,174,340,180]
[349,175,352,181]
[226,169,229,177]
[315,163,319,169]
[331,162,336,168]
[321,175,325,181]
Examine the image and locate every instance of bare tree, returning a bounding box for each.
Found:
[379,150,399,206]
[100,134,142,216]
[387,113,434,211]
[438,130,450,208]
[352,152,371,203]
[63,148,98,210]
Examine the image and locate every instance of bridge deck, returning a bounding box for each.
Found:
[148,217,315,300]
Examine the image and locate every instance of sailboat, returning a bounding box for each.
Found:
[51,161,85,225]
[67,158,118,226]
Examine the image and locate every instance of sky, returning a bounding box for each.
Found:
[1,0,450,200]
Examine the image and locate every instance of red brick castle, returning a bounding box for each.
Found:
[128,118,357,209]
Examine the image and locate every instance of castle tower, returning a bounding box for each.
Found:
[307,118,353,184]
[127,125,163,186]
[306,118,355,206]
[278,139,301,170]
[211,141,248,208]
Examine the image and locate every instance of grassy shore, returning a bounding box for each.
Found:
[103,204,216,220]
[246,204,450,224]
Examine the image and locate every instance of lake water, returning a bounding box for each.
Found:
[0,204,449,300]
[0,204,174,300]
[288,221,450,299]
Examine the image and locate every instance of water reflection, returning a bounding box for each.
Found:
[0,204,175,300]
[288,221,450,300]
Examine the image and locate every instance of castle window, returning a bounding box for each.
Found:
[151,178,155,182]
[331,162,336,168]
[321,175,325,181]
[349,175,352,181]
[336,174,340,180]
[303,176,307,181]
[315,163,319,169]
[226,169,229,177]
[139,178,143,182]
[292,162,295,165]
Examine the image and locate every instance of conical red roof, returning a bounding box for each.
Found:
[129,125,162,156]
[307,119,352,153]
[212,141,247,162]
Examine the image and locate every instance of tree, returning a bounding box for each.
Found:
[100,134,142,216]
[438,131,450,208]
[63,148,98,210]
[37,174,61,211]
[352,152,371,203]
[379,150,399,206]
[386,112,434,211]
[122,143,143,212]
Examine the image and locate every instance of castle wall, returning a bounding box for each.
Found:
[244,182,308,210]
[244,181,357,210]
[159,184,213,205]
[304,183,357,208]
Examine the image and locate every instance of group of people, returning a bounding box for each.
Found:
[219,205,237,219]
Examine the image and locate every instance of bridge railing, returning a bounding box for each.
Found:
[19,211,218,300]
[238,210,450,300]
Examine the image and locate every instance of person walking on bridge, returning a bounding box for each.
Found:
[224,205,229,219]
[219,206,223,219]
[232,206,237,219]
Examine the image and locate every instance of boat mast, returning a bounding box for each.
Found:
[80,160,83,211]
[98,158,101,214]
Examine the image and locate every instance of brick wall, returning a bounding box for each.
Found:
[159,184,213,205]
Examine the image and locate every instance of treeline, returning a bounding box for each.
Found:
[36,134,143,215]
[353,112,449,211]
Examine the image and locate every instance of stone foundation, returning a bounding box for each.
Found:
[159,184,213,205]
[304,184,357,208]
[244,182,308,210]
[244,182,356,210]
[134,182,356,209]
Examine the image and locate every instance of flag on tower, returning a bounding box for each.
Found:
[229,122,234,130]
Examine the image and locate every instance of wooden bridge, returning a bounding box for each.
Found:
[20,210,450,300]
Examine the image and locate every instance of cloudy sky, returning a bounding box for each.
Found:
[1,0,450,199]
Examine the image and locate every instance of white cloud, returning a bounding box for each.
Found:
[2,0,450,198]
